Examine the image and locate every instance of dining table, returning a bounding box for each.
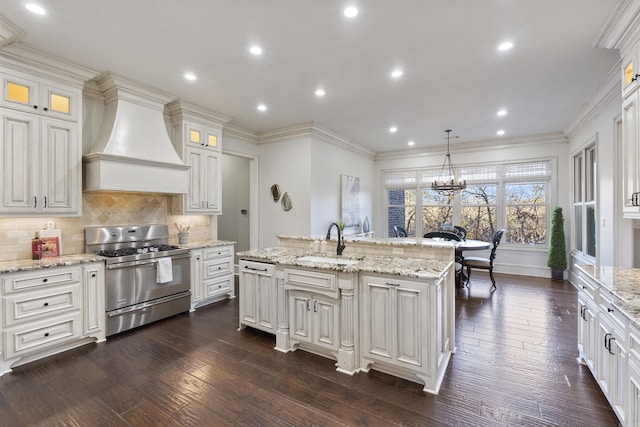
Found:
[455,239,491,286]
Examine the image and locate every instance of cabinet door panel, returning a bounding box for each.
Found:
[367,284,393,359]
[257,272,275,330]
[240,270,257,324]
[204,151,220,212]
[185,147,204,211]
[313,296,339,350]
[43,119,77,212]
[289,292,312,343]
[396,287,422,367]
[1,113,37,211]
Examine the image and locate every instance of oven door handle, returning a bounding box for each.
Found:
[106,253,191,270]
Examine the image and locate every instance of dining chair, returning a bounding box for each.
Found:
[393,226,408,237]
[424,231,463,282]
[454,225,467,240]
[462,229,505,289]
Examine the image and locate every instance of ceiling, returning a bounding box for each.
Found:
[1,0,622,154]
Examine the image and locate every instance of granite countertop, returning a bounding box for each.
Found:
[277,235,454,249]
[0,254,106,274]
[182,240,236,250]
[237,247,451,280]
[577,264,640,329]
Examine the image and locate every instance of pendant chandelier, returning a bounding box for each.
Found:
[431,129,466,193]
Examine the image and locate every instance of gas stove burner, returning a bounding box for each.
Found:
[98,248,139,257]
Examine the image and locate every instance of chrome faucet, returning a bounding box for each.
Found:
[326,222,346,255]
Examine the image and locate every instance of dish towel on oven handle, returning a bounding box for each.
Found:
[156,257,173,283]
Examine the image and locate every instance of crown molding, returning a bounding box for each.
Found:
[223,124,259,143]
[0,13,26,48]
[0,42,98,86]
[166,99,232,127]
[596,0,640,51]
[256,121,376,159]
[564,62,621,139]
[375,132,568,161]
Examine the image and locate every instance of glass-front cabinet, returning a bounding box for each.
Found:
[1,71,79,121]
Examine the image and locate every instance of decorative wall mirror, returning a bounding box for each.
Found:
[270,184,281,202]
[281,192,292,211]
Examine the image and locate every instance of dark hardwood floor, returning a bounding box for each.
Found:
[0,273,620,426]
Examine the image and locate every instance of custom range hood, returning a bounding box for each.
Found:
[83,73,189,194]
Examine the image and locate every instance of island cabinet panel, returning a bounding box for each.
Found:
[360,273,452,394]
[239,260,277,334]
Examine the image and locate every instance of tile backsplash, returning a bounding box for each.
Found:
[0,192,216,262]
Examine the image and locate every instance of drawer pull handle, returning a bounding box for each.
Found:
[245,266,268,272]
[608,308,614,313]
[44,332,49,337]
[385,282,401,287]
[43,302,49,307]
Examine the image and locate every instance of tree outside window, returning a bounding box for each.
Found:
[460,185,497,241]
[504,183,547,245]
[421,189,454,234]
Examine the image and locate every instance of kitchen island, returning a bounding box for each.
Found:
[237,236,456,394]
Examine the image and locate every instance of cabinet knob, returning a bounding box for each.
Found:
[42,278,48,283]
[44,332,49,337]
[91,273,96,278]
[43,107,48,111]
[43,302,49,307]
[33,105,38,110]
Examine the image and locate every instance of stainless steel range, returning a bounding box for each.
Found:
[85,224,191,336]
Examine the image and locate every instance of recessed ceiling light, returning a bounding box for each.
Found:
[315,88,326,97]
[408,140,415,146]
[389,126,397,133]
[183,73,197,81]
[25,3,46,14]
[391,69,403,79]
[249,46,263,55]
[497,109,507,117]
[497,130,505,136]
[344,6,358,18]
[257,104,267,112]
[498,41,513,51]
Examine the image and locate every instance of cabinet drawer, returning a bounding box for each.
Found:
[203,258,233,279]
[203,246,234,261]
[4,284,82,327]
[576,275,598,301]
[3,267,81,294]
[204,276,233,299]
[4,312,82,360]
[284,268,337,297]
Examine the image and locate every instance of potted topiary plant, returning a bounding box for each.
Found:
[548,206,567,281]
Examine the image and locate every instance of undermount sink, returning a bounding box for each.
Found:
[296,256,360,266]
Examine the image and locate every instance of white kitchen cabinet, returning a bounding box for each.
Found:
[183,146,221,214]
[622,91,640,218]
[0,105,80,215]
[190,244,235,310]
[239,259,277,334]
[596,309,628,425]
[83,263,105,337]
[360,272,453,394]
[167,101,229,215]
[288,290,339,352]
[283,268,342,354]
[577,291,598,372]
[0,262,105,375]
[0,69,80,121]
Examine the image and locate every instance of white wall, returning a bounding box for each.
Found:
[258,137,312,248]
[375,138,570,278]
[309,141,375,237]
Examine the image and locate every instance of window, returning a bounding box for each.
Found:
[573,145,596,258]
[384,160,552,245]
